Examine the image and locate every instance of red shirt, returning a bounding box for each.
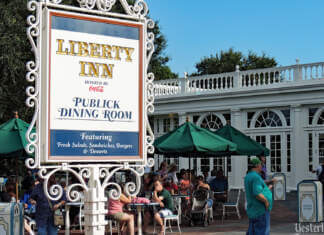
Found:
[164,183,178,193]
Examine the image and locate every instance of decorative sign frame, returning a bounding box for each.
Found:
[25,1,155,234]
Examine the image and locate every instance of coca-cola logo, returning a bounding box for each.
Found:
[89,86,104,93]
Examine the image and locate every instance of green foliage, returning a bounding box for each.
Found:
[0,0,33,123]
[193,48,277,76]
[148,21,178,80]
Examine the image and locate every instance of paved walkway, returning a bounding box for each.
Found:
[59,191,323,234]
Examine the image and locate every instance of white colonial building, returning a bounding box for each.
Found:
[150,62,324,191]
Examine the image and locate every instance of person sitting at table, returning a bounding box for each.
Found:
[209,169,228,202]
[179,171,191,195]
[0,183,16,202]
[196,175,213,209]
[150,179,174,235]
[167,164,178,184]
[21,180,36,218]
[139,173,154,198]
[163,177,178,195]
[107,186,135,235]
[158,161,169,182]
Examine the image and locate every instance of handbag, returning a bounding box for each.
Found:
[47,198,64,226]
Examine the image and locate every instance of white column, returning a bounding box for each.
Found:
[291,105,308,187]
[84,167,107,235]
[230,108,247,189]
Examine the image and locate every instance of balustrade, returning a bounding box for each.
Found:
[153,62,324,97]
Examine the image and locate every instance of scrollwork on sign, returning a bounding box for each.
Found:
[26,0,41,169]
[25,2,155,232]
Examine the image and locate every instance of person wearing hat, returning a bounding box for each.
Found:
[244,158,273,235]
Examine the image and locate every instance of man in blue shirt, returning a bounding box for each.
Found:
[30,176,66,235]
[244,158,273,235]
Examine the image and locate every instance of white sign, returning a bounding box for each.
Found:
[274,180,284,199]
[41,9,145,162]
[301,195,314,221]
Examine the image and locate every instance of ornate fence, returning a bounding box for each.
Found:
[154,62,324,97]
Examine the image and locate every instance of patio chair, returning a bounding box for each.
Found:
[222,188,241,223]
[154,201,181,235]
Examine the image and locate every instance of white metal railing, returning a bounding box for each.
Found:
[154,62,324,97]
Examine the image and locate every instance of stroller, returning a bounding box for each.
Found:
[189,188,213,226]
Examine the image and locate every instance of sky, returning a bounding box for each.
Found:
[145,0,324,76]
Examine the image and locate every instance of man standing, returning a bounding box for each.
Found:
[245,158,273,235]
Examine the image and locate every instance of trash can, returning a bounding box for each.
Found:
[297,180,323,222]
[0,202,24,235]
[272,173,286,200]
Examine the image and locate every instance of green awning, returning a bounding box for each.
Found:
[0,118,35,158]
[154,122,237,157]
[214,124,270,156]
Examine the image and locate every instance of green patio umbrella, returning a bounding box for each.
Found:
[0,117,35,157]
[154,121,237,178]
[0,116,35,201]
[214,124,269,156]
[154,121,237,156]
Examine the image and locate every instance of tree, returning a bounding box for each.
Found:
[148,21,178,80]
[193,48,277,76]
[0,0,176,124]
[0,0,33,123]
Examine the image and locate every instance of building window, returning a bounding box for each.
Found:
[200,157,210,173]
[255,111,283,128]
[173,117,179,129]
[163,118,170,133]
[309,133,313,171]
[213,157,231,173]
[318,111,324,125]
[281,109,291,126]
[287,134,291,172]
[193,115,200,123]
[165,157,179,171]
[309,108,318,125]
[270,135,281,172]
[200,114,224,131]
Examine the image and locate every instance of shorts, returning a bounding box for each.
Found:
[108,212,125,221]
[158,209,173,218]
[206,199,213,208]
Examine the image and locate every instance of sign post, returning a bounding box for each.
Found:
[25,1,155,234]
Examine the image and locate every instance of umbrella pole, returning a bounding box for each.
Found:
[225,156,227,177]
[189,156,192,195]
[16,156,19,202]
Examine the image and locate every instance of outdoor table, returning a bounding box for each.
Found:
[65,201,83,235]
[213,191,227,195]
[127,202,159,235]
